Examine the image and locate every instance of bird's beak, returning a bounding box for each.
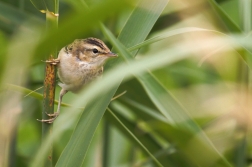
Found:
[106,52,118,58]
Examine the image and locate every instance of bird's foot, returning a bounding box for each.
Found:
[46,112,59,117]
[37,112,59,124]
[42,58,60,65]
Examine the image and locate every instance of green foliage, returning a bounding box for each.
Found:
[1,0,252,167]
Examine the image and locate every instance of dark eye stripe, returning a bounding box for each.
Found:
[85,38,105,50]
[85,49,109,55]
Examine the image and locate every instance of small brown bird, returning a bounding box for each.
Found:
[38,38,117,123]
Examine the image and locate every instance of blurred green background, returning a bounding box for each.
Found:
[0,0,252,167]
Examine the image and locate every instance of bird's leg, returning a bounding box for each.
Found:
[37,88,68,124]
[47,88,68,117]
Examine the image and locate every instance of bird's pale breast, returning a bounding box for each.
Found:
[57,48,103,93]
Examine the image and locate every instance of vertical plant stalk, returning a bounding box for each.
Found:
[42,5,59,166]
[235,0,251,166]
[42,53,57,166]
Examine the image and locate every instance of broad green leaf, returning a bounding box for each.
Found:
[55,90,118,167]
[101,21,233,167]
[207,1,252,69]
[128,27,225,52]
[105,0,172,67]
[137,73,232,166]
[55,0,169,167]
[208,0,240,32]
[121,97,168,122]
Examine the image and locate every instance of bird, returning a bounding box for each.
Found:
[38,37,117,123]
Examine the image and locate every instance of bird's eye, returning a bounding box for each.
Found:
[92,48,99,54]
